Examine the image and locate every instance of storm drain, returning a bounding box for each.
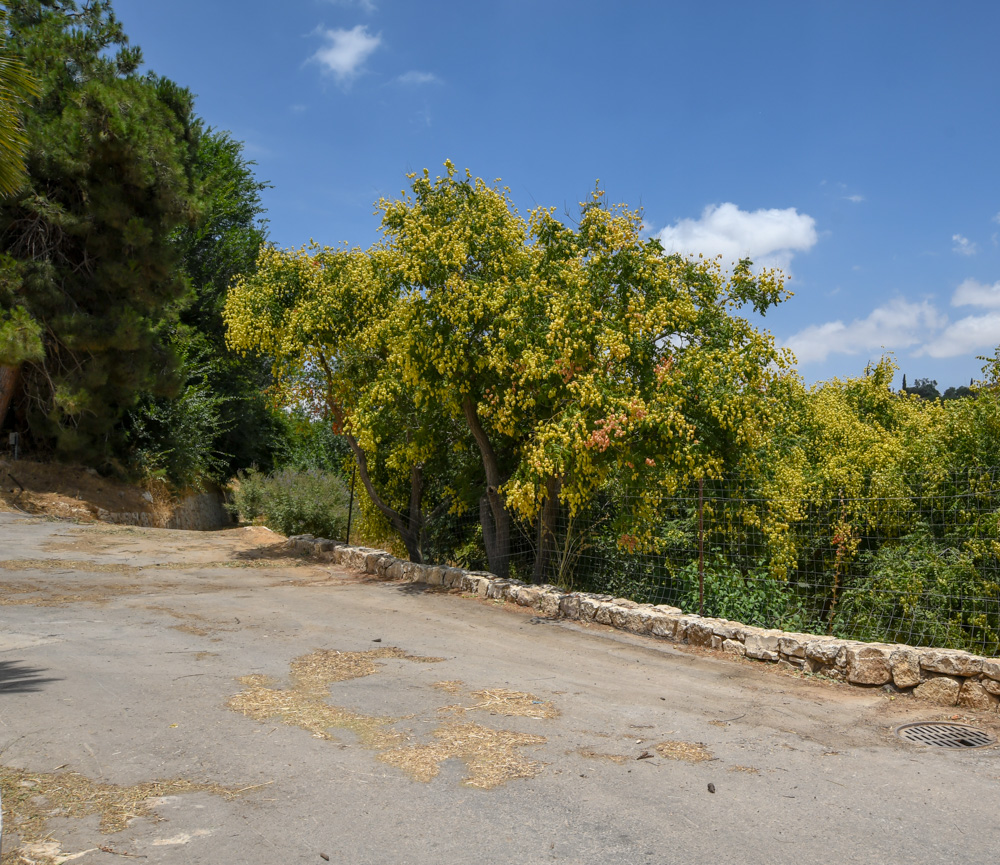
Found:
[896,722,995,750]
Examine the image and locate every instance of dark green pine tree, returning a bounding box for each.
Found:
[0,0,198,465]
[125,129,288,485]
[901,373,907,393]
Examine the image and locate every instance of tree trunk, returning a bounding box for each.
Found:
[462,394,511,579]
[0,364,20,433]
[532,476,561,585]
[342,430,424,564]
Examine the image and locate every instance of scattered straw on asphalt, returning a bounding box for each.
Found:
[654,740,714,763]
[378,721,546,789]
[227,649,553,790]
[575,747,629,764]
[0,763,238,855]
[432,680,465,695]
[0,559,140,575]
[439,688,559,719]
[227,674,406,749]
[727,765,760,774]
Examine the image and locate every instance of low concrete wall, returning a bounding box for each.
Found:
[288,533,1000,713]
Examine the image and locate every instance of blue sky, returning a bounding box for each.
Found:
[114,0,1000,389]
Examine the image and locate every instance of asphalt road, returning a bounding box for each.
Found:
[0,511,998,865]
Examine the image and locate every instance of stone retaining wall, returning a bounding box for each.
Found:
[288,534,1000,713]
[97,491,233,531]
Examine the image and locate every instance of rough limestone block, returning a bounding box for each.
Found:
[981,677,1000,696]
[958,680,998,711]
[980,659,1000,682]
[920,650,982,677]
[687,621,715,648]
[914,675,961,706]
[559,594,582,619]
[744,630,781,661]
[442,568,464,588]
[485,578,511,600]
[846,645,893,685]
[804,640,843,665]
[607,605,633,630]
[538,591,561,617]
[890,648,922,689]
[712,621,742,641]
[623,609,655,635]
[424,566,444,586]
[315,539,336,553]
[649,614,677,640]
[722,639,746,656]
[778,636,806,659]
[654,604,683,616]
[611,598,639,609]
[578,597,602,623]
[515,586,542,607]
[594,604,616,626]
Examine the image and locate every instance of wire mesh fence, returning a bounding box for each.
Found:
[414,469,1000,656]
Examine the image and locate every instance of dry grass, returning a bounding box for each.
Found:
[227,649,552,790]
[227,674,406,749]
[654,740,714,763]
[440,688,559,720]
[574,747,629,764]
[0,559,140,575]
[227,648,444,749]
[0,581,151,607]
[727,765,760,774]
[378,721,546,789]
[289,647,442,695]
[432,680,465,695]
[0,763,237,862]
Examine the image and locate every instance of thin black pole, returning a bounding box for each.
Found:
[698,477,705,617]
[346,464,356,545]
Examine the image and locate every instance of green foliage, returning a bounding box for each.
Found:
[229,467,350,541]
[126,370,229,490]
[0,6,40,198]
[0,0,198,461]
[837,526,1000,655]
[0,302,43,365]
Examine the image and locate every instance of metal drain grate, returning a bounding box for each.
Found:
[896,722,995,750]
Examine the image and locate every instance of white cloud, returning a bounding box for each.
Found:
[656,202,817,274]
[953,278,1000,309]
[844,194,865,203]
[952,233,978,256]
[922,312,1000,358]
[993,212,1000,225]
[311,25,381,84]
[784,299,945,364]
[396,71,441,86]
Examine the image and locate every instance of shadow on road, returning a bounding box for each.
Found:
[0,660,61,694]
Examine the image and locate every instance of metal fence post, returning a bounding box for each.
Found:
[698,477,705,617]
[346,464,356,545]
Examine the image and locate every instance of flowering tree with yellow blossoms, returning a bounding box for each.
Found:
[380,164,794,579]
[223,243,473,563]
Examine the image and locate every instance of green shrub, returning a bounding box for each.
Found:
[229,467,350,540]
